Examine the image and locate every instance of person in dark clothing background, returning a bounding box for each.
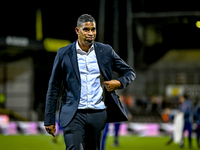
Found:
[194,101,200,148]
[179,94,193,149]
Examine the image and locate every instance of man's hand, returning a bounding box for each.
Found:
[104,80,121,92]
[45,125,56,137]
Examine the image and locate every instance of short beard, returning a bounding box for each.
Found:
[85,40,94,45]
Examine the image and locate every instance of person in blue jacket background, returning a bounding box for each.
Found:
[194,101,200,148]
[179,94,193,149]
[101,94,132,150]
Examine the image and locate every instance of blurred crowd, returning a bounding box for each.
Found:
[121,93,200,123]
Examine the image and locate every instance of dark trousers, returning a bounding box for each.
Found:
[63,109,107,150]
[181,122,192,147]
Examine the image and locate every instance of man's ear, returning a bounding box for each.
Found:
[75,27,79,35]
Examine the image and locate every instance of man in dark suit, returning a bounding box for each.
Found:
[44,14,136,150]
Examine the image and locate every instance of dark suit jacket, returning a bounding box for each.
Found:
[44,41,136,127]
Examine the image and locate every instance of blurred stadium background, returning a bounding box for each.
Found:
[1,0,200,149]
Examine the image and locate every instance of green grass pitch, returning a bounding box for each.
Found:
[0,135,198,150]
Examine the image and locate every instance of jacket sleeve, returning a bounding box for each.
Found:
[111,48,136,89]
[44,50,63,126]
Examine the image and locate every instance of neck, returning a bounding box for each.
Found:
[78,40,92,52]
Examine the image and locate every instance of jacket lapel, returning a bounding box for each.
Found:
[94,42,108,80]
[68,42,81,83]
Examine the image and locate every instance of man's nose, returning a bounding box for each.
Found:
[88,30,93,35]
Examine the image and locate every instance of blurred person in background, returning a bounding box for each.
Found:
[44,14,135,150]
[162,108,180,145]
[101,94,132,150]
[194,101,200,148]
[179,94,193,149]
[151,95,158,113]
[101,123,121,150]
[162,107,173,145]
[151,95,163,113]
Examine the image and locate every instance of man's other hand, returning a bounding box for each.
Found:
[45,125,56,137]
[104,80,121,92]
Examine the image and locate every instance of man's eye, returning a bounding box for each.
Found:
[83,28,89,31]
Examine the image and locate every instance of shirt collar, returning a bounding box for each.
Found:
[76,41,94,54]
